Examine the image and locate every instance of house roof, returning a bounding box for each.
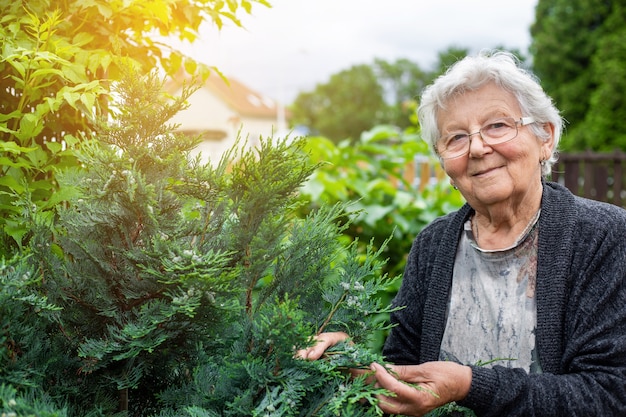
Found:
[166,71,280,119]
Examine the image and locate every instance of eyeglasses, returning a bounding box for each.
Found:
[436,116,535,160]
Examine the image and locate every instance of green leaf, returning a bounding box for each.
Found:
[62,134,80,147]
[361,125,400,143]
[184,57,197,75]
[88,51,112,74]
[366,178,397,196]
[361,204,392,226]
[147,1,170,23]
[96,2,113,18]
[45,141,63,154]
[79,92,96,114]
[3,220,28,246]
[0,110,22,122]
[0,175,25,193]
[30,179,55,191]
[0,124,16,135]
[0,156,32,169]
[0,139,38,154]
[15,113,44,141]
[8,57,26,78]
[169,51,183,74]
[72,31,95,47]
[41,185,79,209]
[62,63,87,84]
[30,67,64,80]
[62,91,80,109]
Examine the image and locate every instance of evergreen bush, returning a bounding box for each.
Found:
[1,69,400,416]
[1,68,475,417]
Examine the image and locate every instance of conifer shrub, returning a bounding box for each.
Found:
[1,69,474,417]
[1,69,398,416]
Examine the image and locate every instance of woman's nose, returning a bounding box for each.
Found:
[468,131,492,158]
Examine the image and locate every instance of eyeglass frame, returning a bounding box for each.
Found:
[436,116,536,160]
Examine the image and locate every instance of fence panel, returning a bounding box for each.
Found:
[551,150,626,208]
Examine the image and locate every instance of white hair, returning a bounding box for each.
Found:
[418,50,563,176]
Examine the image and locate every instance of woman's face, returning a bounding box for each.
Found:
[438,82,554,211]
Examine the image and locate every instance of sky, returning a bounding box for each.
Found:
[182,0,539,105]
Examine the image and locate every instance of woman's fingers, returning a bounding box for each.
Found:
[369,362,472,416]
[295,331,349,360]
[370,362,402,388]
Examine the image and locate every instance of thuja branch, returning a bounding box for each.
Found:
[316,291,347,335]
[244,245,259,317]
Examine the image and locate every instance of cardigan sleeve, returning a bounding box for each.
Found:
[382,225,433,364]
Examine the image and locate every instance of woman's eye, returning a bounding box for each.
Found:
[448,134,468,143]
[484,119,514,133]
[489,122,506,129]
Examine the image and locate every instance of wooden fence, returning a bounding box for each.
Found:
[550,150,626,208]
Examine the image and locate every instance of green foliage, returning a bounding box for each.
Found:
[0,6,98,251]
[156,233,401,417]
[296,116,465,354]
[372,58,429,130]
[580,4,626,151]
[0,0,269,254]
[0,255,61,388]
[425,401,476,417]
[531,0,626,150]
[289,64,386,142]
[0,383,67,417]
[0,69,413,416]
[299,119,464,281]
[0,254,70,417]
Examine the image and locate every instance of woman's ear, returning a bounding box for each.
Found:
[540,122,556,161]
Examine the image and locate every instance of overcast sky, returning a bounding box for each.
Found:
[182,0,539,104]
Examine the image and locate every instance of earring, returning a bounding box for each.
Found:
[451,183,458,190]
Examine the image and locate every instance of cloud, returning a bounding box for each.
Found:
[185,0,538,103]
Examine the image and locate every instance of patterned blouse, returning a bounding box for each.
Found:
[439,210,542,373]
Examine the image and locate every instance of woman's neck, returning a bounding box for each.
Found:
[472,192,542,250]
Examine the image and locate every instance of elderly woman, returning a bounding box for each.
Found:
[301,51,626,416]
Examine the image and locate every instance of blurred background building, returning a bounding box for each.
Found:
[166,72,287,164]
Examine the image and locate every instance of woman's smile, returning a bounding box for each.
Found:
[470,164,503,177]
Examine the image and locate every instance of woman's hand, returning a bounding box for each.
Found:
[369,361,472,417]
[297,335,472,416]
[295,331,349,360]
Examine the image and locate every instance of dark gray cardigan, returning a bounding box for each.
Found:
[383,182,626,416]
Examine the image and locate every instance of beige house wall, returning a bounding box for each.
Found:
[168,80,285,165]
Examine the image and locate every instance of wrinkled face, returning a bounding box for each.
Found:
[438,82,554,211]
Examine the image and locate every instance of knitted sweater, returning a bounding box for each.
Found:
[383,182,626,416]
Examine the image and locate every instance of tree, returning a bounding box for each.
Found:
[0,0,269,253]
[530,0,626,150]
[289,64,386,142]
[429,46,470,75]
[373,58,428,129]
[580,4,626,151]
[288,50,476,142]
